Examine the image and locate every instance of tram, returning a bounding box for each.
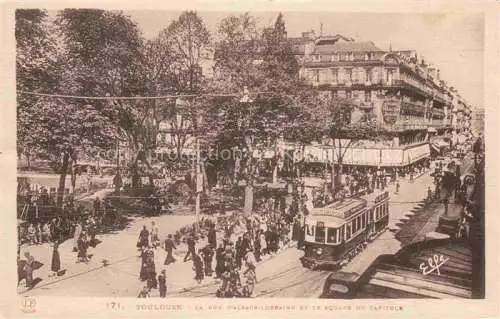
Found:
[300,189,390,270]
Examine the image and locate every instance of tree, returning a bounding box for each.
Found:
[16,9,60,168]
[206,13,322,213]
[16,9,117,207]
[161,11,210,93]
[302,95,384,195]
[144,11,211,164]
[56,9,157,188]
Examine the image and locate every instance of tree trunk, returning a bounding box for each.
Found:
[70,159,77,194]
[57,152,70,208]
[272,160,278,185]
[131,154,141,188]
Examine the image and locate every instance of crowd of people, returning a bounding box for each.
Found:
[17,198,107,290]
[134,181,311,298]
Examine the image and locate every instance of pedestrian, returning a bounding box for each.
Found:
[200,244,214,277]
[183,233,196,262]
[23,252,35,289]
[163,234,176,265]
[208,223,217,249]
[215,243,225,278]
[138,225,149,250]
[158,269,167,298]
[93,197,101,217]
[427,186,433,202]
[73,222,82,252]
[193,253,204,284]
[50,241,61,277]
[443,196,449,215]
[137,285,150,298]
[27,223,36,245]
[42,222,51,243]
[35,223,42,244]
[77,232,89,263]
[235,237,243,269]
[139,248,148,281]
[151,221,159,249]
[254,231,261,262]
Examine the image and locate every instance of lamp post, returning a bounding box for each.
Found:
[240,87,254,217]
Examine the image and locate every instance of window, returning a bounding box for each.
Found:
[306,224,312,236]
[314,70,319,83]
[315,225,326,243]
[365,91,371,102]
[370,209,374,220]
[346,91,352,99]
[327,228,337,243]
[345,69,352,82]
[362,213,366,228]
[352,219,357,233]
[331,68,338,83]
[346,224,352,239]
[366,69,372,82]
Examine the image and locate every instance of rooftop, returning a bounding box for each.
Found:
[314,41,383,54]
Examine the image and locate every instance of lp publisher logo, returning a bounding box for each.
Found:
[21,296,36,313]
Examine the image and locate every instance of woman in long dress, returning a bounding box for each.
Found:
[50,242,61,277]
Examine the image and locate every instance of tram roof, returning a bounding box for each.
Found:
[309,190,389,223]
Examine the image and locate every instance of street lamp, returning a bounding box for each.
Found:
[240,86,254,217]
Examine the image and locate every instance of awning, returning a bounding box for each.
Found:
[428,127,437,133]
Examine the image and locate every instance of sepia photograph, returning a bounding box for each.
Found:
[8,3,494,313]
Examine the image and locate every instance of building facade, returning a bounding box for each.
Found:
[289,32,473,166]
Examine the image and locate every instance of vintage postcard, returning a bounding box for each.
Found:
[0,0,498,318]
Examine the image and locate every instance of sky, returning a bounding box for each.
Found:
[49,10,485,107]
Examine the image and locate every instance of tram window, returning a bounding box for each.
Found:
[357,216,361,230]
[346,225,352,239]
[352,219,357,233]
[386,203,389,215]
[306,225,312,236]
[327,228,337,243]
[370,209,374,220]
[315,226,326,243]
[362,213,366,228]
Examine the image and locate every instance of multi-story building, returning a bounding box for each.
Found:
[289,32,473,167]
[471,107,485,136]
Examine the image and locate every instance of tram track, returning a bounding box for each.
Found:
[170,262,304,297]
